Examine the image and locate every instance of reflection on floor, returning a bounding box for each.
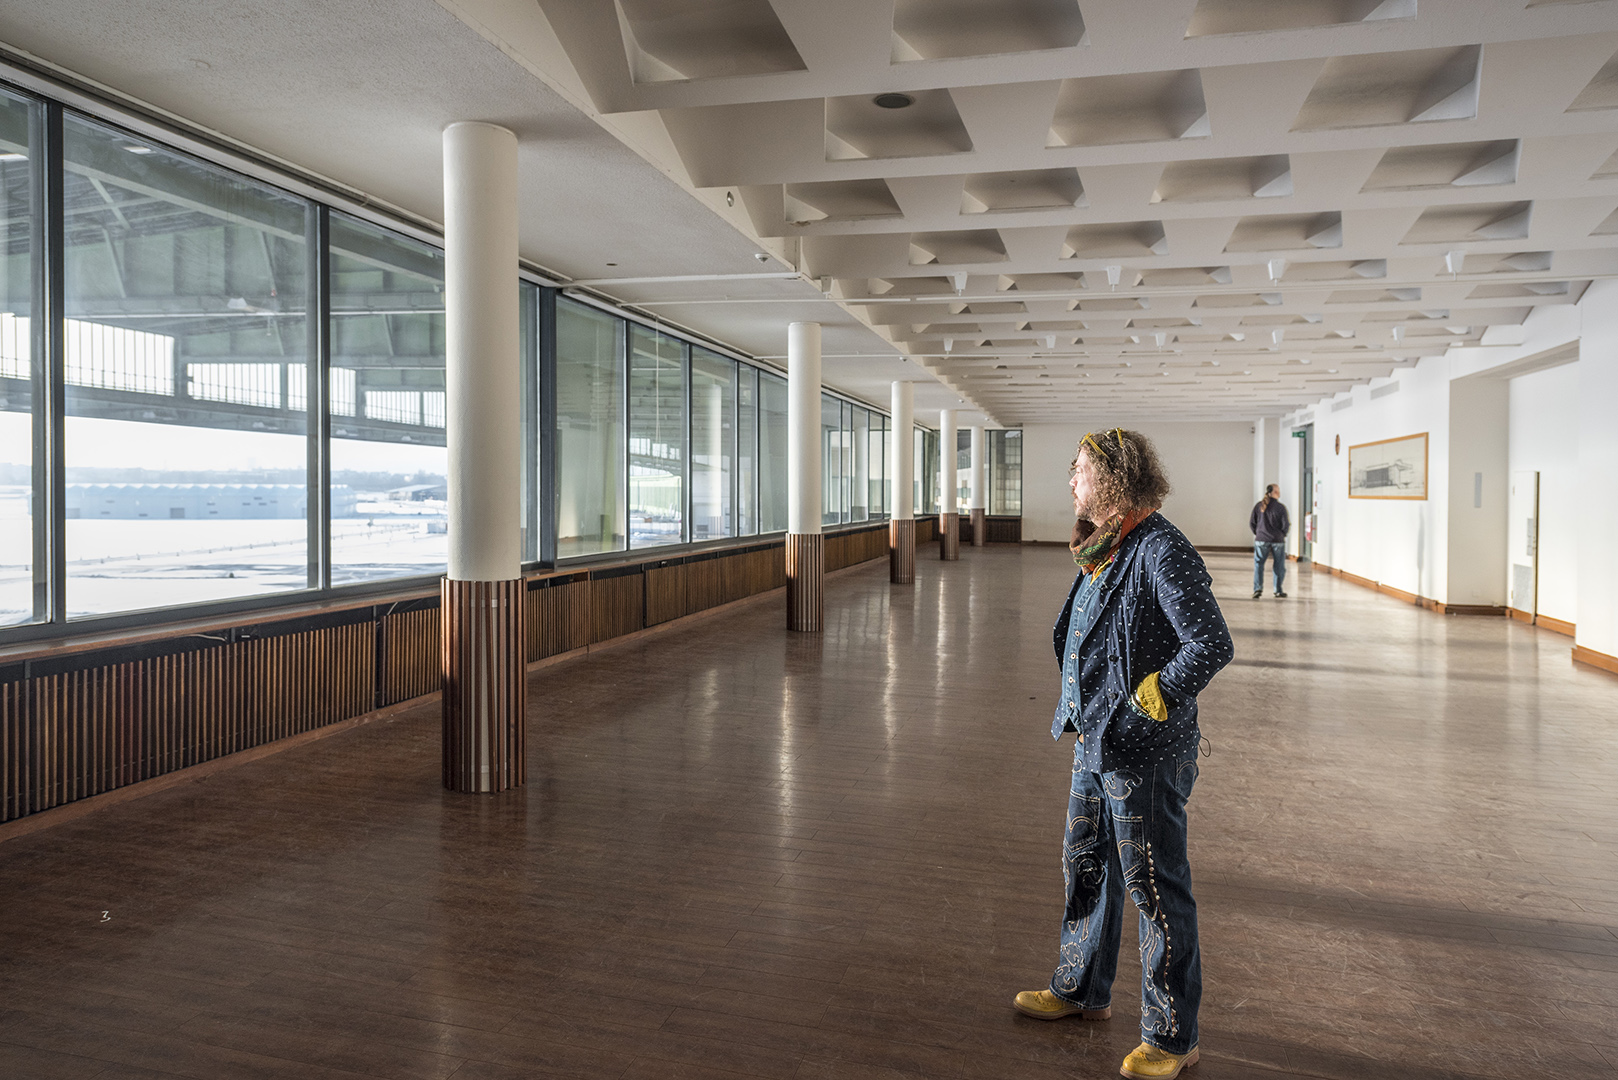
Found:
[0,547,1615,1080]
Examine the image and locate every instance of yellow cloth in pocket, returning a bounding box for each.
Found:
[1134,671,1168,722]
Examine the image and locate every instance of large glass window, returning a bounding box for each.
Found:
[955,429,972,511]
[0,90,34,626]
[628,324,684,548]
[989,429,1023,515]
[736,364,757,536]
[327,213,446,586]
[871,415,887,519]
[759,371,788,532]
[689,347,732,542]
[916,426,939,515]
[851,406,870,522]
[62,115,311,616]
[556,298,624,558]
[821,393,844,527]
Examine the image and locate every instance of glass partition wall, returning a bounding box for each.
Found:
[1,75,893,640]
[0,89,35,627]
[988,429,1023,515]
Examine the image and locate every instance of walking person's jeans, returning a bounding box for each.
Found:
[1049,744,1203,1054]
[1253,541,1286,593]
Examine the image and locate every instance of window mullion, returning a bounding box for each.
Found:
[307,204,331,592]
[34,99,65,624]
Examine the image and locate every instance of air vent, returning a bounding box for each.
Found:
[825,90,973,161]
[1370,382,1402,399]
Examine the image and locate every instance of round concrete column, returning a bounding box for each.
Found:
[786,322,823,631]
[938,408,959,560]
[889,382,915,583]
[441,121,524,794]
[969,424,986,547]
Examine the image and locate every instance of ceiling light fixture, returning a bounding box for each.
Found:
[873,93,915,110]
[953,271,968,295]
[1105,265,1122,290]
[1444,250,1464,277]
[944,337,954,353]
[1267,258,1286,283]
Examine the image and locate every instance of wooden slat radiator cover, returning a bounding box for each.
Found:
[890,519,916,584]
[940,513,960,560]
[1,528,898,824]
[441,579,525,794]
[2,616,374,824]
[785,533,825,633]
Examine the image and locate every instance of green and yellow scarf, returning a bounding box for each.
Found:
[1070,507,1152,577]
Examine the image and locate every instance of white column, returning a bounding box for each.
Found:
[939,409,958,512]
[969,425,986,510]
[787,322,822,534]
[441,121,523,794]
[444,121,520,582]
[786,323,824,629]
[891,383,914,519]
[888,382,916,583]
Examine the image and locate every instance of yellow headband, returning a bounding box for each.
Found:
[1082,428,1125,458]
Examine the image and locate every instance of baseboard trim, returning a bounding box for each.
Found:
[1197,545,1253,553]
[1312,561,1502,616]
[1572,645,1618,676]
[1536,614,1576,638]
[1508,607,1534,625]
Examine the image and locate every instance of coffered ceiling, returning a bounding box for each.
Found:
[447,0,1618,424]
[4,0,1617,428]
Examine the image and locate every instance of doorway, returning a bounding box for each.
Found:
[1507,470,1539,618]
[1295,423,1314,563]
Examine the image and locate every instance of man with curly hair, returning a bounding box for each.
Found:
[1013,429,1233,1080]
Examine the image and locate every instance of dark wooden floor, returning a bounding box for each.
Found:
[2,546,1616,1080]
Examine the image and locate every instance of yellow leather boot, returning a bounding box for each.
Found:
[1120,1041,1199,1079]
[1011,990,1112,1020]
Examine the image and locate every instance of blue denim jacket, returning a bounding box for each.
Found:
[1052,512,1234,773]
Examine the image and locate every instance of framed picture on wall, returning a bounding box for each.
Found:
[1348,432,1428,500]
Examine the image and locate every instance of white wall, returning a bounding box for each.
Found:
[1310,357,1453,601]
[1447,376,1508,608]
[1291,295,1610,634]
[1577,280,1618,659]
[1023,421,1255,546]
[1253,417,1280,502]
[1508,362,1580,624]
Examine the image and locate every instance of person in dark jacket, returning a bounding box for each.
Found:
[1249,484,1290,599]
[1014,428,1234,1080]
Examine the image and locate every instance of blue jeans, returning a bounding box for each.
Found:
[1050,746,1202,1054]
[1253,541,1286,593]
